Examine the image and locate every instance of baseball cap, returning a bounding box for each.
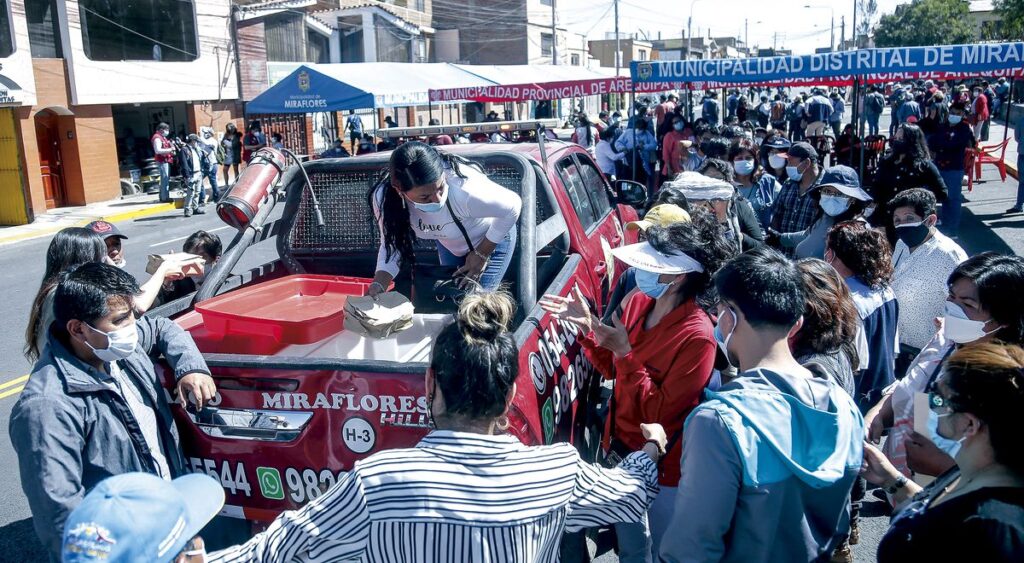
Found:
[85,220,127,240]
[62,473,224,563]
[761,136,792,150]
[814,165,872,201]
[625,204,691,232]
[778,141,818,162]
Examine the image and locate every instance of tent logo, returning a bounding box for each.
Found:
[298,71,310,92]
[638,63,653,80]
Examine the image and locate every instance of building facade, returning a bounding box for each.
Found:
[1,0,240,225]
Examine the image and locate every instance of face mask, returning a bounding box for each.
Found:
[713,307,737,367]
[943,301,998,344]
[927,409,964,459]
[769,154,787,169]
[819,195,852,216]
[673,122,684,131]
[409,182,448,213]
[786,164,804,181]
[863,204,877,218]
[635,269,672,299]
[895,220,931,248]
[733,159,755,176]
[948,114,963,125]
[83,323,139,363]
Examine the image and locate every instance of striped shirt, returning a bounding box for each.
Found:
[209,431,659,563]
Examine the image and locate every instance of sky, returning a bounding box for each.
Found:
[556,0,914,56]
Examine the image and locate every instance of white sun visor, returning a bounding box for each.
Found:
[610,242,705,275]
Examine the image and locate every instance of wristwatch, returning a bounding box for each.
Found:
[885,475,909,495]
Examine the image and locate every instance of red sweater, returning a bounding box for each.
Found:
[581,292,716,486]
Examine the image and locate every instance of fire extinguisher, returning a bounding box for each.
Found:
[216,147,287,230]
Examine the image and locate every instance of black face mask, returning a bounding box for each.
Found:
[895,221,931,248]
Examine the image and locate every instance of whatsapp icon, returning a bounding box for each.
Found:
[256,467,285,500]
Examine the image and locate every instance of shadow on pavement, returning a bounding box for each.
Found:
[953,207,1015,256]
[0,518,47,561]
[133,214,184,223]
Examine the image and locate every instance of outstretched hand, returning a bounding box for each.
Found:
[539,286,596,334]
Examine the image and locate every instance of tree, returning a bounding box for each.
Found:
[873,0,976,48]
[993,0,1024,39]
[856,0,878,47]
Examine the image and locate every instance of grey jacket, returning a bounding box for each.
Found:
[10,316,209,560]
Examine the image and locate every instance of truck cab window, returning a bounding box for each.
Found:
[556,157,597,231]
[574,155,613,222]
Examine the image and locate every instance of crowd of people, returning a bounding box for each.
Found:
[10,79,1024,563]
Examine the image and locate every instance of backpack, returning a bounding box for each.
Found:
[770,101,786,122]
[866,93,884,114]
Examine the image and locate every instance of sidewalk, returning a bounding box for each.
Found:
[0,193,178,247]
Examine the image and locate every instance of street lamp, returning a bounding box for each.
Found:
[804,4,835,50]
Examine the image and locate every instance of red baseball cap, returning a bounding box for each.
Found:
[85,220,127,240]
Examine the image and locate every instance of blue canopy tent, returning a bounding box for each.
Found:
[246,63,499,114]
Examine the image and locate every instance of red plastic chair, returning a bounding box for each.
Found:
[974,138,1011,182]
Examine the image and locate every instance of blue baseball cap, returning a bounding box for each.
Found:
[814,165,872,201]
[62,473,224,563]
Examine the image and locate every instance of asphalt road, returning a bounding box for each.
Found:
[0,203,279,561]
[0,107,1018,562]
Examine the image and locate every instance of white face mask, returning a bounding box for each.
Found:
[768,154,787,170]
[83,322,139,363]
[943,301,998,344]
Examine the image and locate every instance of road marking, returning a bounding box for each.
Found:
[150,225,231,248]
[0,374,29,390]
[0,385,25,400]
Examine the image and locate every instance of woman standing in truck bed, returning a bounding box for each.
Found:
[367,142,522,297]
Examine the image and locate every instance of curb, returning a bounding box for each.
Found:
[0,202,178,247]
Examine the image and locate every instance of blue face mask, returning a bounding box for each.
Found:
[733,159,755,176]
[409,181,448,213]
[635,269,672,299]
[948,114,963,125]
[927,409,964,459]
[673,122,685,131]
[819,195,852,217]
[786,164,804,181]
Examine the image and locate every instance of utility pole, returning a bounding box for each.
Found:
[830,13,835,50]
[852,0,858,48]
[614,0,620,76]
[551,0,558,64]
[745,18,749,52]
[840,15,845,49]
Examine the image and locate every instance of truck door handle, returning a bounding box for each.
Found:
[186,406,313,442]
[610,234,622,246]
[594,261,608,276]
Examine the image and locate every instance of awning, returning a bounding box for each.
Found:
[246,62,496,114]
[630,42,1024,87]
[430,65,684,103]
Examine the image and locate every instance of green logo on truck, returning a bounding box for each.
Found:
[256,467,284,500]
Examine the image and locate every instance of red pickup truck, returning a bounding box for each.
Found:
[153,123,646,524]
